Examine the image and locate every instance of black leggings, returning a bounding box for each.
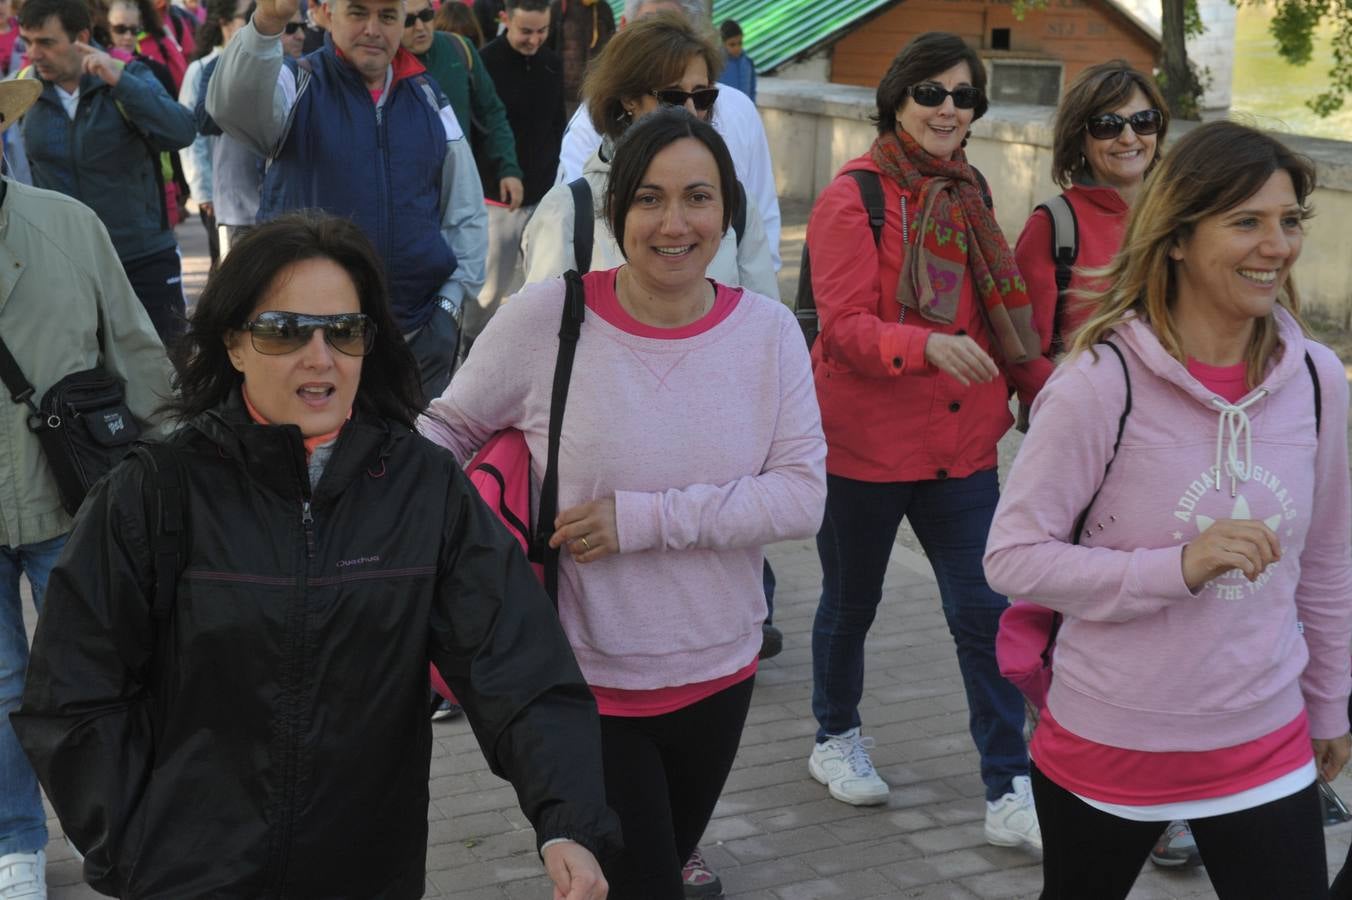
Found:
[1032,763,1327,899]
[599,676,754,900]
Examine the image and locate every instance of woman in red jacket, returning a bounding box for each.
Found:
[1015,60,1168,366]
[805,31,1043,851]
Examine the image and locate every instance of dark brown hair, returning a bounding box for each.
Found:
[604,106,738,257]
[170,213,424,428]
[583,11,721,140]
[1052,60,1169,188]
[874,31,987,136]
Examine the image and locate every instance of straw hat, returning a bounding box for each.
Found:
[0,80,41,134]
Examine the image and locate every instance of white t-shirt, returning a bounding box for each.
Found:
[554,84,782,271]
[56,85,80,120]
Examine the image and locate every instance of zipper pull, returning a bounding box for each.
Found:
[301,500,316,559]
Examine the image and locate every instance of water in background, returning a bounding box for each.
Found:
[1230,2,1352,140]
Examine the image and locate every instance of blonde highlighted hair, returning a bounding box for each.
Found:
[1071,121,1316,388]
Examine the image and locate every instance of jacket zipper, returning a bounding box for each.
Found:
[269,444,316,892]
[898,194,908,325]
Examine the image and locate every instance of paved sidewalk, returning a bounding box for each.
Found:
[27,209,1352,899]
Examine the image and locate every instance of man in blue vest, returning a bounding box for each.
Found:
[206,0,487,401]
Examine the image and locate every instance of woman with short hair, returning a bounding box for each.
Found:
[985,121,1352,899]
[805,31,1043,850]
[422,107,826,898]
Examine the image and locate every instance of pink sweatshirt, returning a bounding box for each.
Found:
[985,306,1352,749]
[419,272,827,690]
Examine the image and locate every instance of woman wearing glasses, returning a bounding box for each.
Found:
[521,11,777,300]
[14,213,618,899]
[1015,61,1168,367]
[804,31,1044,850]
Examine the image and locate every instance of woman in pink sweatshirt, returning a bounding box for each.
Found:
[985,121,1352,898]
[420,107,827,899]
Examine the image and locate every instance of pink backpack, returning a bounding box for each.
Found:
[431,272,586,704]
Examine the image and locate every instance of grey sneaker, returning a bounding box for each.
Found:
[1150,820,1202,868]
[808,728,889,805]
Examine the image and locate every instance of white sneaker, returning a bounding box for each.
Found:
[808,728,890,806]
[0,850,46,900]
[985,775,1042,850]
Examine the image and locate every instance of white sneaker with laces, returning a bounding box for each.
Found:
[808,727,889,806]
[985,775,1042,850]
[0,850,46,900]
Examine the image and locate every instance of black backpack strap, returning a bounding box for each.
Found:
[0,330,39,414]
[131,443,188,621]
[1071,340,1131,543]
[1304,351,1322,436]
[1038,194,1080,355]
[732,180,747,246]
[568,177,593,273]
[845,170,885,246]
[530,270,587,606]
[972,165,994,211]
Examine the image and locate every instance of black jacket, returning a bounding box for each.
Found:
[14,397,620,899]
[477,37,566,207]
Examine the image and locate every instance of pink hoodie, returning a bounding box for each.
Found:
[985,306,1352,749]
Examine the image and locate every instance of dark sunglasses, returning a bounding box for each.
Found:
[1085,108,1163,140]
[404,8,434,27]
[109,23,139,35]
[907,83,983,110]
[283,21,305,34]
[651,87,719,112]
[241,312,376,357]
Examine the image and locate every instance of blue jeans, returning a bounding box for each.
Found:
[812,470,1027,801]
[0,533,67,855]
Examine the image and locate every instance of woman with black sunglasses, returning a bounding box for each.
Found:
[521,11,777,301]
[804,31,1045,851]
[1015,61,1169,368]
[14,213,619,899]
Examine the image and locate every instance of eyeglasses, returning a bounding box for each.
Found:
[109,24,139,35]
[1085,108,1163,140]
[283,21,305,34]
[907,83,983,110]
[650,87,719,112]
[404,8,434,27]
[241,312,377,357]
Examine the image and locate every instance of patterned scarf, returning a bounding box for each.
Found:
[870,129,1039,363]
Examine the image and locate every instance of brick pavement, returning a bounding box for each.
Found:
[26,207,1352,899]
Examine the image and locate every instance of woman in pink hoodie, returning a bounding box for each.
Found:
[985,121,1352,898]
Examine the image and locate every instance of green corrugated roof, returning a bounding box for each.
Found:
[605,0,899,73]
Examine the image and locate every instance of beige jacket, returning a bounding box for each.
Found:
[521,147,780,301]
[0,179,174,546]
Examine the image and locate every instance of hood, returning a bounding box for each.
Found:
[1112,305,1309,496]
[1067,182,1128,216]
[583,145,610,178]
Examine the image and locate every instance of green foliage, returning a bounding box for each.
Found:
[1251,0,1352,117]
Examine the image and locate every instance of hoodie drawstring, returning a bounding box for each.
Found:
[1212,390,1268,496]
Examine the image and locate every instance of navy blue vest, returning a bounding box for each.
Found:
[258,46,456,331]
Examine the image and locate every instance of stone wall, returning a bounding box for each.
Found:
[759,77,1352,321]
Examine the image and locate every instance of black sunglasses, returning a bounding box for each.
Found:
[283,20,304,34]
[404,8,434,27]
[241,312,377,357]
[1085,108,1163,141]
[109,23,139,35]
[651,87,719,112]
[907,83,983,110]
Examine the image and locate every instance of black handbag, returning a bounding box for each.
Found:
[0,335,143,516]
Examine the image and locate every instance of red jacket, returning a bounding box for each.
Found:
[1015,183,1130,370]
[807,153,1046,483]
